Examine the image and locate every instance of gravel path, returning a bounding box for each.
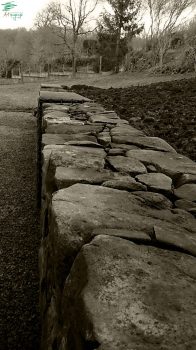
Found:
[0,111,40,349]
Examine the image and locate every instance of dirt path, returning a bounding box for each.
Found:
[0,111,40,350]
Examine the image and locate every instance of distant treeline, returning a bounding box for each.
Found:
[0,9,196,77]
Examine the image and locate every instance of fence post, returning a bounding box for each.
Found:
[19,63,23,83]
[99,56,102,73]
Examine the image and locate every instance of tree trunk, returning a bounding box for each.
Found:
[72,40,77,77]
[115,30,121,74]
[72,54,77,77]
[159,38,169,69]
[20,63,23,83]
[5,65,8,79]
[99,56,102,73]
[159,46,164,69]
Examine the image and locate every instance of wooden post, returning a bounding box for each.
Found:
[19,63,23,82]
[194,52,196,73]
[99,56,102,73]
[100,56,102,73]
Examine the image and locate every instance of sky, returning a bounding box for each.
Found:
[0,0,106,29]
[0,0,195,30]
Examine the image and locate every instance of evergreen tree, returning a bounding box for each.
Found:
[98,0,143,73]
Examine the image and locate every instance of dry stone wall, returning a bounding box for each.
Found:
[38,83,196,350]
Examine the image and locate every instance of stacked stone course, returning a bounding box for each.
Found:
[38,83,196,350]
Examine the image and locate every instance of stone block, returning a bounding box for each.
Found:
[55,167,114,189]
[46,123,103,134]
[126,150,196,178]
[136,173,173,194]
[42,133,97,146]
[174,184,196,202]
[60,235,196,349]
[102,176,147,191]
[39,90,91,102]
[44,146,106,195]
[110,125,144,137]
[107,155,147,175]
[49,184,196,291]
[112,135,176,152]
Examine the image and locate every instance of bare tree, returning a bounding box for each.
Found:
[144,0,196,67]
[35,0,98,75]
[34,4,57,28]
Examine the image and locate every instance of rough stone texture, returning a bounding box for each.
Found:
[44,146,106,196]
[147,165,157,173]
[69,102,106,113]
[173,173,196,187]
[39,90,90,102]
[89,114,120,124]
[64,140,102,148]
[110,125,144,137]
[42,133,97,146]
[43,104,70,113]
[133,191,173,210]
[55,167,114,188]
[38,90,196,350]
[43,110,70,120]
[50,145,106,170]
[126,149,196,178]
[154,225,196,255]
[112,135,176,152]
[46,123,103,134]
[107,148,125,156]
[175,199,196,212]
[50,184,196,278]
[61,235,196,350]
[97,132,111,146]
[88,111,119,119]
[136,173,173,194]
[43,113,83,129]
[107,155,147,175]
[111,143,140,150]
[102,176,147,191]
[174,184,196,201]
[41,184,196,348]
[41,83,64,90]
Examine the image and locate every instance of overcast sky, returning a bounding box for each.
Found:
[0,0,195,30]
[0,0,106,29]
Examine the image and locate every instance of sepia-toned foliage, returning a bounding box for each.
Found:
[97,0,143,73]
[143,0,196,67]
[34,0,99,75]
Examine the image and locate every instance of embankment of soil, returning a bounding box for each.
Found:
[72,78,196,161]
